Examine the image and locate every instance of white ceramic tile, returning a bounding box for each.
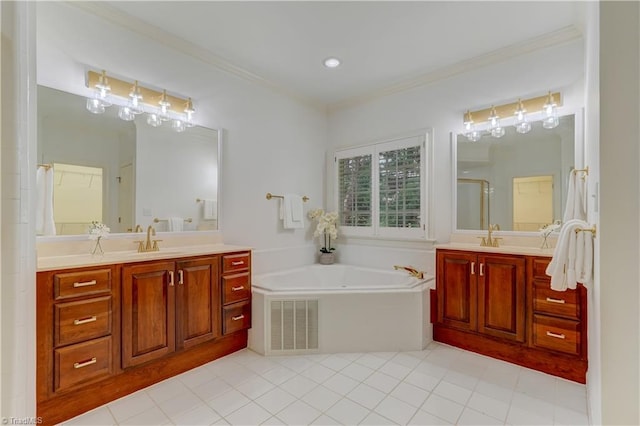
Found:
[374,395,418,425]
[378,361,412,380]
[218,365,257,386]
[261,365,298,385]
[227,349,263,365]
[391,353,422,369]
[510,391,555,421]
[335,352,364,361]
[433,380,473,405]
[276,356,317,373]
[390,382,430,408]
[413,360,448,379]
[320,355,353,371]
[301,363,336,383]
[192,378,233,402]
[403,370,441,392]
[304,353,331,362]
[364,372,401,394]
[207,358,241,376]
[322,373,360,396]
[301,385,342,412]
[310,414,342,425]
[347,383,387,410]
[442,369,479,390]
[466,391,510,421]
[554,405,590,425]
[457,407,503,425]
[261,416,287,425]
[340,362,375,382]
[207,389,251,417]
[235,376,276,399]
[480,366,520,389]
[107,390,156,423]
[244,358,281,375]
[324,398,370,425]
[515,368,558,402]
[157,389,202,419]
[119,407,172,425]
[506,405,555,426]
[408,409,452,425]
[279,375,318,397]
[225,401,272,425]
[359,412,398,425]
[63,406,116,426]
[146,378,190,403]
[555,380,588,414]
[276,400,321,425]
[355,354,388,370]
[211,418,230,425]
[180,364,219,388]
[169,402,221,425]
[369,352,397,360]
[421,393,464,424]
[254,388,297,415]
[474,380,515,404]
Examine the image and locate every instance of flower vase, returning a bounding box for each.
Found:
[540,235,550,249]
[319,252,335,265]
[91,237,104,256]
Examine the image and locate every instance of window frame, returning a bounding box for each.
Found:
[334,131,432,240]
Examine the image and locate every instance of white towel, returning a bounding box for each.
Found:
[202,199,217,220]
[546,219,590,291]
[283,194,304,229]
[563,170,587,222]
[167,217,183,232]
[36,166,56,236]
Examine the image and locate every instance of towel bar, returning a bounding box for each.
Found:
[266,192,309,202]
[575,225,596,237]
[154,217,193,223]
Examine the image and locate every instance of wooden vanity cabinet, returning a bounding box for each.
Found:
[433,249,587,383]
[221,252,252,335]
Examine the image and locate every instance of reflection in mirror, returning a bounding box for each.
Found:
[456,115,575,232]
[37,86,220,236]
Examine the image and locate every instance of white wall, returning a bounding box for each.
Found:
[599,2,640,424]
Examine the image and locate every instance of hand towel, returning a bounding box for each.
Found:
[563,171,587,222]
[36,166,57,236]
[283,194,304,229]
[167,217,183,232]
[202,199,217,220]
[546,219,589,291]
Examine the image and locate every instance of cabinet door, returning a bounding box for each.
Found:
[477,254,526,342]
[122,261,176,368]
[436,251,477,331]
[176,257,221,349]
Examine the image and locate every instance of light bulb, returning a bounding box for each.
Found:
[128,81,144,115]
[147,113,162,127]
[172,119,186,132]
[491,127,505,138]
[543,91,559,129]
[184,98,195,127]
[514,99,531,134]
[158,90,171,121]
[94,70,112,107]
[488,106,504,138]
[467,130,482,142]
[86,97,105,114]
[118,106,135,121]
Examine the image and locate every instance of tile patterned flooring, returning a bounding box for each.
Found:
[63,343,590,425]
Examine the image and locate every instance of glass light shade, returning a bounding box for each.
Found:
[172,119,186,132]
[490,126,505,138]
[118,106,135,121]
[514,101,531,134]
[158,90,171,121]
[543,115,559,129]
[184,98,195,127]
[516,121,532,134]
[466,130,482,142]
[127,81,144,114]
[86,97,106,114]
[147,113,162,127]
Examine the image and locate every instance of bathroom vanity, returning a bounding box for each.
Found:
[36,246,251,425]
[432,245,587,383]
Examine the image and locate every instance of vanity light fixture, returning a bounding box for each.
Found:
[462,91,562,141]
[514,98,532,134]
[323,57,341,68]
[85,70,196,131]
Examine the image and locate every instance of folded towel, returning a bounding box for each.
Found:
[36,166,56,236]
[283,194,304,229]
[167,217,183,232]
[546,219,590,291]
[563,170,587,222]
[202,199,217,220]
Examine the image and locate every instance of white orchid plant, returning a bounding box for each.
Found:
[538,220,561,238]
[88,221,110,240]
[308,208,338,253]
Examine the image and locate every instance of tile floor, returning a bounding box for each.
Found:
[63,343,590,425]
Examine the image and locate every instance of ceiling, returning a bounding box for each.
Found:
[44,1,585,109]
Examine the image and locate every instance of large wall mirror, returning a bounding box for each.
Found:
[37,85,220,236]
[454,114,577,232]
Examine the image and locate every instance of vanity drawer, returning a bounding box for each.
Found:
[222,253,250,273]
[223,301,251,335]
[54,296,112,347]
[54,336,112,393]
[532,314,581,356]
[54,269,112,300]
[531,258,551,280]
[533,283,579,319]
[223,273,251,305]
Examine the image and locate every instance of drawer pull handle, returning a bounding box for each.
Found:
[546,331,566,339]
[73,280,97,288]
[231,261,245,266]
[546,297,566,304]
[231,286,245,291]
[232,314,245,321]
[74,357,97,369]
[73,316,97,325]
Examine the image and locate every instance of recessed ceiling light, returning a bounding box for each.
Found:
[323,57,341,68]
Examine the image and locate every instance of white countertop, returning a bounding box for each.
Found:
[435,242,554,257]
[37,244,252,272]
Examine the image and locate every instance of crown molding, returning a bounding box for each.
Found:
[65,1,326,112]
[328,25,583,112]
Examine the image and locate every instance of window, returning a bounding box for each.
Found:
[335,134,427,239]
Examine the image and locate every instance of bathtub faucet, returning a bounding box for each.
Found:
[393,265,424,279]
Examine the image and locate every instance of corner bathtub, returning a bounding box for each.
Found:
[248,264,434,355]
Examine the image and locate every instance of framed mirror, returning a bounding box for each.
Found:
[453,113,578,232]
[37,85,221,237]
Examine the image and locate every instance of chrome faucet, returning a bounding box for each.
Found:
[479,224,501,247]
[393,265,424,279]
